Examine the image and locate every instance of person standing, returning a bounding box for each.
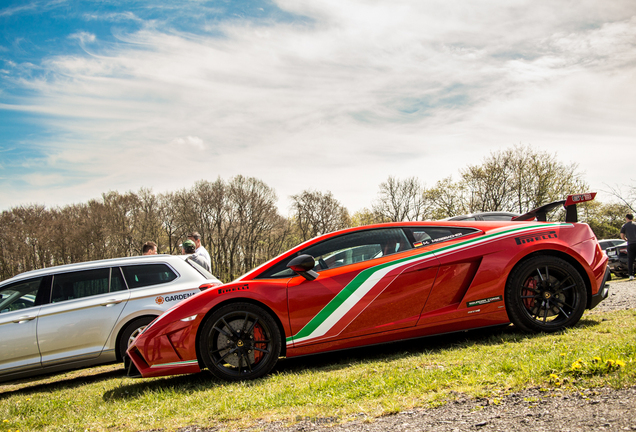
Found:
[181,239,209,270]
[620,213,636,281]
[142,241,158,255]
[187,231,212,272]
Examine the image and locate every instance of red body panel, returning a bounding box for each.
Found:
[127,220,608,379]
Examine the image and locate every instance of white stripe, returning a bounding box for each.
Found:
[288,223,570,346]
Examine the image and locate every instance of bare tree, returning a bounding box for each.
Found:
[351,208,381,227]
[290,190,350,242]
[422,176,468,220]
[603,183,636,214]
[133,188,165,254]
[372,176,425,222]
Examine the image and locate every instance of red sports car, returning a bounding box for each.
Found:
[127,194,609,381]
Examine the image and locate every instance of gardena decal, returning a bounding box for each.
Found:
[467,296,503,308]
[155,292,195,305]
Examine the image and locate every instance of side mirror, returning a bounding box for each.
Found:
[287,254,319,281]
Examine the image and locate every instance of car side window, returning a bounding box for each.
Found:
[257,228,413,279]
[110,267,127,292]
[405,227,480,247]
[51,269,111,303]
[121,264,178,289]
[0,277,44,313]
[303,228,412,270]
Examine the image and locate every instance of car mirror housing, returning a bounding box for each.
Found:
[287,254,319,281]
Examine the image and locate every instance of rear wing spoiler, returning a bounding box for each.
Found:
[512,193,596,223]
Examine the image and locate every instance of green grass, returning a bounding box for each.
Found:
[2,308,635,432]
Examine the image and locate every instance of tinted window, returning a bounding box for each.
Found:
[0,278,44,313]
[258,228,412,279]
[110,267,127,292]
[305,228,411,269]
[405,227,479,247]
[481,214,515,221]
[52,269,110,303]
[121,264,178,289]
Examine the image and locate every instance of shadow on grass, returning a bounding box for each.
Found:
[101,324,533,399]
[100,326,520,401]
[272,324,538,376]
[576,317,605,329]
[101,319,605,400]
[3,319,604,401]
[0,365,125,400]
[102,371,217,402]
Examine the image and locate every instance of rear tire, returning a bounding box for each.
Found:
[198,303,281,381]
[505,256,587,333]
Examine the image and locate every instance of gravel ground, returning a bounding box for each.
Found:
[182,279,636,432]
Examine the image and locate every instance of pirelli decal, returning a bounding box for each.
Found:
[467,295,503,308]
[514,230,557,245]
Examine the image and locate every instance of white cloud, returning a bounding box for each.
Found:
[68,31,96,44]
[171,136,205,150]
[2,0,636,212]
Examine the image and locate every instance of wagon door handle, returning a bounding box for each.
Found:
[12,315,36,323]
[101,299,124,306]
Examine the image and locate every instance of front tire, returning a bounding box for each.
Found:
[505,256,587,333]
[198,303,281,381]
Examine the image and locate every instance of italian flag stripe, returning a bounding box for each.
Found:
[286,223,571,346]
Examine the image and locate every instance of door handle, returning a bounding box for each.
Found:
[13,316,36,323]
[101,299,124,306]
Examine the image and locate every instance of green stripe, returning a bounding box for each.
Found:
[285,222,569,343]
[151,360,198,368]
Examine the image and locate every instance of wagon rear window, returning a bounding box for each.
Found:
[121,264,178,289]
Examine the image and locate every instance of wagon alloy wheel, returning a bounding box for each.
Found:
[199,303,281,381]
[118,316,155,361]
[505,256,587,333]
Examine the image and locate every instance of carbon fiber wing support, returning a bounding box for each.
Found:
[512,193,596,223]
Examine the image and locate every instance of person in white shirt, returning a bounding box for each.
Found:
[187,231,212,271]
[181,239,209,270]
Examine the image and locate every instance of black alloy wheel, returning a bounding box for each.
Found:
[199,302,281,381]
[505,256,587,333]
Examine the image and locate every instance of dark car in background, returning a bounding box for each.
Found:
[606,242,628,278]
[598,238,625,253]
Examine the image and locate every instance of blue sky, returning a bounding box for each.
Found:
[1,0,635,213]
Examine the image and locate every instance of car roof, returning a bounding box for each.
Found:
[444,211,519,221]
[0,254,188,286]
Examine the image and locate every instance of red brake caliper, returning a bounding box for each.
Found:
[253,324,265,364]
[523,277,538,310]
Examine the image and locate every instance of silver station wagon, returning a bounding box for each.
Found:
[0,254,222,383]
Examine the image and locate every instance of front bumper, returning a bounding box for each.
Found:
[127,345,201,378]
[126,316,203,379]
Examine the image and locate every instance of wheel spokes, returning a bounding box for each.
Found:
[208,313,272,374]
